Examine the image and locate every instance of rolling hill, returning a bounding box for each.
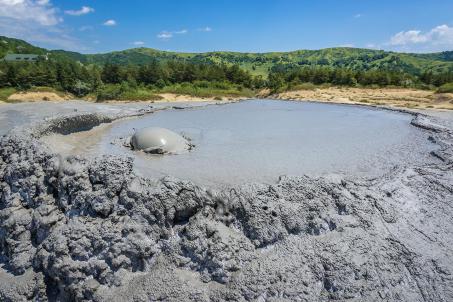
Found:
[1,35,453,77]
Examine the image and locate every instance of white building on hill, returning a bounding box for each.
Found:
[3,54,48,62]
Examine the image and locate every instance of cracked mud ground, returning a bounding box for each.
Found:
[0,103,452,301]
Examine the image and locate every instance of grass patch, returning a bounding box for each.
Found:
[437,83,453,93]
[158,81,255,98]
[0,87,17,101]
[120,88,163,101]
[96,84,162,102]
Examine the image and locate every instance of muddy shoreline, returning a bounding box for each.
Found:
[2,87,453,112]
[1,101,453,301]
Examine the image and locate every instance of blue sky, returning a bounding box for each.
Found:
[1,0,453,53]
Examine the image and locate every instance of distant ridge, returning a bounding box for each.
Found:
[1,35,453,76]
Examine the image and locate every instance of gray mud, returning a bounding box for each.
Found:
[41,101,441,186]
[1,100,453,301]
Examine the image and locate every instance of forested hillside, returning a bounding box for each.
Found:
[1,35,453,101]
[0,36,48,56]
[2,36,453,77]
[80,48,453,77]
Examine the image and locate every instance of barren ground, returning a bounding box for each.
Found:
[6,91,73,102]
[271,87,453,110]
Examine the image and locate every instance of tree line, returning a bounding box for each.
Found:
[1,58,452,99]
[100,61,261,88]
[267,65,453,92]
[0,59,260,97]
[0,59,101,96]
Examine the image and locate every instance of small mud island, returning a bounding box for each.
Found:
[0,98,452,301]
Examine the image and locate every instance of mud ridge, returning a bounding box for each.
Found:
[1,106,453,301]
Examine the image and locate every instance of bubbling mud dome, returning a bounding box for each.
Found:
[1,99,453,302]
[130,127,191,154]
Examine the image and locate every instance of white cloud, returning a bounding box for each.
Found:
[354,14,363,18]
[65,6,94,16]
[0,0,61,26]
[0,17,84,50]
[174,29,188,34]
[133,41,145,46]
[390,30,429,45]
[198,26,212,32]
[157,29,187,40]
[157,31,173,40]
[103,19,116,26]
[0,0,89,50]
[389,24,453,49]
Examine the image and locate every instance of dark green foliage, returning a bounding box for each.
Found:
[0,59,101,96]
[420,71,453,86]
[0,51,257,100]
[268,65,453,92]
[437,83,453,93]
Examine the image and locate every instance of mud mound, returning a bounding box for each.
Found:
[1,110,453,301]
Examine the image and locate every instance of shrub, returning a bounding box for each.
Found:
[437,83,453,93]
[96,84,162,102]
[96,84,122,101]
[120,88,162,101]
[71,80,91,97]
[0,87,17,101]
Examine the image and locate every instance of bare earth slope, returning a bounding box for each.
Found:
[0,102,452,301]
[7,91,73,103]
[272,87,453,110]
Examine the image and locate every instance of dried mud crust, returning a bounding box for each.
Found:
[0,108,452,301]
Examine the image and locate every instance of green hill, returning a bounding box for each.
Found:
[82,47,453,77]
[0,36,48,56]
[1,35,453,78]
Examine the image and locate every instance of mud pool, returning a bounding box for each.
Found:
[43,100,439,186]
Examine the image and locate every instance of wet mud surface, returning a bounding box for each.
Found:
[42,101,440,186]
[1,100,453,301]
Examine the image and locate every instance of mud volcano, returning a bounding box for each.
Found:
[1,100,453,301]
[130,127,190,154]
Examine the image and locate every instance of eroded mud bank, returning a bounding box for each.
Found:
[1,104,453,301]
